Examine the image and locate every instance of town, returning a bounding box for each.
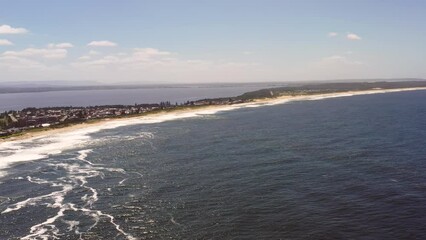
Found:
[3,80,426,138]
[0,98,247,137]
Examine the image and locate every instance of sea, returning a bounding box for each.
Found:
[0,84,279,112]
[0,90,426,239]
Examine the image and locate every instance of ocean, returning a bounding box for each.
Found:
[1,90,426,239]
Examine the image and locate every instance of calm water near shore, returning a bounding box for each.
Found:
[0,84,279,111]
[1,90,426,239]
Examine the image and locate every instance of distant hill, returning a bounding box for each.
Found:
[237,81,426,100]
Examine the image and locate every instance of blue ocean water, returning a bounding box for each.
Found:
[1,90,426,239]
[0,84,277,111]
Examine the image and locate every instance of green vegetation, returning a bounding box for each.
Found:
[0,105,215,139]
[236,81,426,100]
[2,81,426,140]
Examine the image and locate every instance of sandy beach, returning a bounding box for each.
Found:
[2,86,426,144]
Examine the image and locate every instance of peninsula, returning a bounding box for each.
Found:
[2,81,426,139]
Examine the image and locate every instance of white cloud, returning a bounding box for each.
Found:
[3,48,68,59]
[87,40,117,47]
[1,46,264,83]
[76,50,100,61]
[347,33,362,40]
[89,50,100,55]
[132,48,171,58]
[73,48,171,68]
[323,55,346,62]
[77,55,91,61]
[68,47,263,83]
[77,55,120,66]
[48,42,74,48]
[328,32,338,37]
[321,55,363,65]
[242,51,254,55]
[0,55,46,70]
[0,39,13,46]
[0,24,28,34]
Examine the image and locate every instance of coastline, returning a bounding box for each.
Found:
[2,86,426,144]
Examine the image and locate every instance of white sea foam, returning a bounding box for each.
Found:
[119,178,128,185]
[0,86,424,239]
[1,87,425,178]
[77,149,95,165]
[0,106,237,177]
[2,148,136,239]
[2,184,73,214]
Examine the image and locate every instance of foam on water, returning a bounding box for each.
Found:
[2,149,137,239]
[1,87,425,178]
[2,86,425,239]
[0,106,238,177]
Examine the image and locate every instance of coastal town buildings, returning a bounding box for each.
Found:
[0,98,247,137]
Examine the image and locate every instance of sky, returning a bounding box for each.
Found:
[0,0,425,84]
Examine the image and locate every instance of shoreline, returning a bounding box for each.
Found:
[2,86,426,143]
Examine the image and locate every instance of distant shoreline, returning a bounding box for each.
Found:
[2,86,426,143]
[1,78,424,94]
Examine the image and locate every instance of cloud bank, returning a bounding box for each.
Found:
[0,39,13,46]
[48,43,74,48]
[347,33,362,40]
[87,41,117,47]
[3,48,68,59]
[0,24,28,34]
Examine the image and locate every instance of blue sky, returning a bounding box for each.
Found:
[0,0,425,83]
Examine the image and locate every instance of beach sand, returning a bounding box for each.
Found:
[2,87,426,144]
